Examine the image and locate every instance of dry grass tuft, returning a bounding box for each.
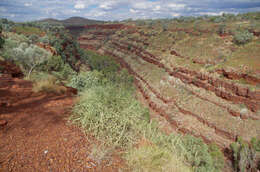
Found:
[125,145,191,172]
[32,75,67,94]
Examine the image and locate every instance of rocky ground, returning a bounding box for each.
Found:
[0,62,123,172]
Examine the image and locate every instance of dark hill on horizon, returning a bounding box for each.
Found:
[38,16,104,27]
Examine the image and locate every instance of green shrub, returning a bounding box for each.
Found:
[0,37,4,49]
[71,83,149,148]
[139,122,224,172]
[217,24,227,35]
[68,71,103,92]
[84,50,119,75]
[209,143,225,170]
[44,55,64,72]
[230,137,259,172]
[181,135,216,172]
[251,137,260,152]
[28,34,39,44]
[39,35,49,44]
[52,63,76,80]
[233,30,254,45]
[0,25,4,48]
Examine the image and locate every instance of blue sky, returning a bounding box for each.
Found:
[0,0,260,21]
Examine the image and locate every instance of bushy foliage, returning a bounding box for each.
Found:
[211,16,227,23]
[138,122,224,172]
[5,32,29,43]
[217,24,227,35]
[28,34,39,44]
[230,137,260,172]
[181,135,224,172]
[233,30,254,45]
[251,137,260,152]
[44,55,64,72]
[51,63,76,81]
[11,44,51,76]
[38,55,76,80]
[39,35,49,44]
[71,82,149,147]
[84,50,119,75]
[0,25,4,48]
[0,18,14,32]
[0,32,30,60]
[209,143,225,170]
[68,71,103,92]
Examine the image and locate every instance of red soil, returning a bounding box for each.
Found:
[0,60,24,78]
[0,69,122,171]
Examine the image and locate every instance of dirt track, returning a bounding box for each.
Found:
[0,74,121,172]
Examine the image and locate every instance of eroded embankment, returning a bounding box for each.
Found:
[77,24,259,150]
[110,40,260,114]
[100,48,234,148]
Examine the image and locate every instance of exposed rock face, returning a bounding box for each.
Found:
[0,60,24,78]
[36,43,57,55]
[0,120,7,126]
[216,68,260,85]
[77,24,135,52]
[76,23,260,149]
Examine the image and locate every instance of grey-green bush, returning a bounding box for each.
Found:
[68,71,103,92]
[233,30,253,45]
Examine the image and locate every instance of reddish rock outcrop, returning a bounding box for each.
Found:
[36,43,57,55]
[108,40,260,112]
[103,49,237,143]
[216,68,260,85]
[0,60,24,78]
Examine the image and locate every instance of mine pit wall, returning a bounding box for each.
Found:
[76,24,260,149]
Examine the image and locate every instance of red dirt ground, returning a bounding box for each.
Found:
[0,74,123,172]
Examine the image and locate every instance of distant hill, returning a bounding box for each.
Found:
[62,17,104,26]
[38,18,61,25]
[38,17,104,26]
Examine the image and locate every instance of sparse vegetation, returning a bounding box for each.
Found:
[233,30,254,45]
[0,28,4,48]
[1,12,259,172]
[126,145,191,172]
[230,137,260,172]
[70,51,225,172]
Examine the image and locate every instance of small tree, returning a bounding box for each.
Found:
[24,45,51,77]
[13,45,51,77]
